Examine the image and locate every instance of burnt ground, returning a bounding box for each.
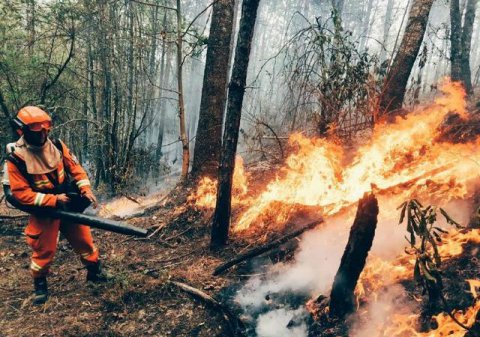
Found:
[1,183,479,337]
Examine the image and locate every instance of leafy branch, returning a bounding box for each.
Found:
[398,199,471,331]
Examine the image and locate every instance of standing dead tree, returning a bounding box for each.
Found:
[329,192,379,318]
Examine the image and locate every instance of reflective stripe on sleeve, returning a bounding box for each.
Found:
[34,193,46,206]
[76,179,90,188]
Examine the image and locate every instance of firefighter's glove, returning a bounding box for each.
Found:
[56,193,71,206]
[82,190,98,209]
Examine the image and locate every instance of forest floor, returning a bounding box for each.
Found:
[0,179,479,337]
[0,173,302,337]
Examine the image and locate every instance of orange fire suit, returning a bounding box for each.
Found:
[4,140,99,278]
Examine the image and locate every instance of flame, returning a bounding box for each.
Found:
[186,80,479,335]
[354,229,480,336]
[356,229,480,303]
[188,155,250,207]
[233,80,478,231]
[382,280,480,337]
[191,81,478,232]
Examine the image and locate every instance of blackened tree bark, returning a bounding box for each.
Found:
[378,0,434,117]
[329,193,379,318]
[192,0,235,179]
[451,0,477,95]
[211,0,261,248]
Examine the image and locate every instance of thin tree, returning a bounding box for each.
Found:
[211,0,261,248]
[379,0,395,63]
[192,0,235,179]
[378,0,435,117]
[176,0,189,180]
[450,0,477,95]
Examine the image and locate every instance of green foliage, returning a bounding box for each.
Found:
[0,0,175,195]
[398,200,462,298]
[281,10,383,136]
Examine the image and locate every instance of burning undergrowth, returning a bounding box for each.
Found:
[189,79,480,336]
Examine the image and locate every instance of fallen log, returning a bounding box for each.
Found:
[170,281,245,337]
[329,192,379,318]
[213,219,323,276]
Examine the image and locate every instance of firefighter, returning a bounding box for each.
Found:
[2,106,110,305]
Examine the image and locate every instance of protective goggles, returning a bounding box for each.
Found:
[27,120,52,132]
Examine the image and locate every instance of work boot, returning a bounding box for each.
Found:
[86,262,112,282]
[33,277,48,305]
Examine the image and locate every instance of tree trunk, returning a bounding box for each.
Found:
[460,0,477,95]
[450,0,463,84]
[332,0,345,17]
[176,0,189,180]
[359,0,374,52]
[380,0,395,62]
[211,0,261,248]
[329,193,379,318]
[156,41,172,164]
[26,0,36,56]
[378,0,434,117]
[192,0,235,179]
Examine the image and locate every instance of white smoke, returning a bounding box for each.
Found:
[256,308,308,337]
[234,197,472,336]
[349,285,418,337]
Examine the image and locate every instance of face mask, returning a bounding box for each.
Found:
[24,129,49,146]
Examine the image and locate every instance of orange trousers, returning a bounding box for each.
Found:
[25,215,99,278]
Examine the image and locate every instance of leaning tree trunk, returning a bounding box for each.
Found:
[378,0,434,117]
[329,193,379,318]
[211,0,261,248]
[192,0,235,179]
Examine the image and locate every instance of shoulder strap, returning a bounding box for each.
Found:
[5,152,35,186]
[51,138,64,155]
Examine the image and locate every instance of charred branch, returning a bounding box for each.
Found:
[213,219,322,276]
[170,281,245,337]
[329,193,379,318]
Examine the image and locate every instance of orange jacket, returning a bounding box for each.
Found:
[4,140,92,208]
